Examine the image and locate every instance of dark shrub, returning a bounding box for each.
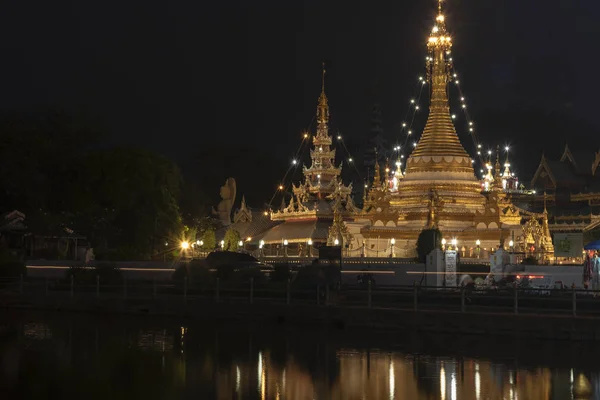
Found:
[0,261,26,278]
[521,256,538,265]
[270,264,291,283]
[416,228,442,263]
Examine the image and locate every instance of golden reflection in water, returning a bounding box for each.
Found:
[475,363,481,400]
[441,363,446,400]
[212,349,555,399]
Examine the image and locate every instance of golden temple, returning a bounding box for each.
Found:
[223,0,568,260]
[348,0,527,257]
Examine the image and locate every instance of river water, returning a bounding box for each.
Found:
[0,310,599,399]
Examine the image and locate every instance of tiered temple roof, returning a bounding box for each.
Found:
[260,66,356,245]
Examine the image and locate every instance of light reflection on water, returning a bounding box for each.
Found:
[0,312,599,399]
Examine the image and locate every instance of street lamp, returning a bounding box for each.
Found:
[509,240,514,252]
[220,240,225,250]
[196,240,201,246]
[451,238,457,250]
[334,238,339,246]
[181,241,190,250]
[283,239,288,257]
[441,238,447,251]
[476,239,481,259]
[307,239,313,257]
[390,238,396,257]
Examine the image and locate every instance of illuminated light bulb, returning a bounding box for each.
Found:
[292,159,297,165]
[469,128,474,132]
[415,105,420,110]
[454,74,458,78]
[317,174,321,179]
[364,184,368,188]
[418,76,423,81]
[337,135,341,140]
[449,58,453,61]
[408,130,412,135]
[263,211,268,216]
[410,99,415,103]
[478,144,482,148]
[460,97,465,101]
[469,122,473,126]
[432,26,439,33]
[428,37,437,43]
[505,146,510,151]
[437,15,445,22]
[348,158,353,162]
[319,146,323,151]
[477,151,481,155]
[278,185,283,190]
[400,155,404,158]
[455,80,459,84]
[480,169,484,173]
[462,104,466,108]
[396,161,401,167]
[451,114,456,119]
[402,122,407,127]
[413,142,417,147]
[385,168,390,173]
[488,150,492,155]
[471,159,474,163]
[303,133,308,138]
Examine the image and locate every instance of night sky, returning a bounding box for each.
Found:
[1,0,599,206]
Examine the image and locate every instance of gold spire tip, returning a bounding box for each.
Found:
[321,62,326,93]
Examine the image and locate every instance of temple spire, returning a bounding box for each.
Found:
[408,0,470,165]
[317,63,329,125]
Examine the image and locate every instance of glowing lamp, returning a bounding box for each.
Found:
[283,239,288,246]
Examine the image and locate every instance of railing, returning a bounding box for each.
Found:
[0,275,597,318]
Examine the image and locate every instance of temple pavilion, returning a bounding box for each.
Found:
[254,69,358,255]
[346,0,547,258]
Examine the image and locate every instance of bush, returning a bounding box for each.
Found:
[0,261,26,278]
[416,228,442,263]
[270,264,291,283]
[172,260,214,286]
[521,256,538,265]
[65,263,123,285]
[95,262,122,285]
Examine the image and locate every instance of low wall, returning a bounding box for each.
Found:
[26,260,178,281]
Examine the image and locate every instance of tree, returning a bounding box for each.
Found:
[416,228,442,263]
[201,229,216,251]
[223,228,241,251]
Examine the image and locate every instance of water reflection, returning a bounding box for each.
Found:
[0,311,597,399]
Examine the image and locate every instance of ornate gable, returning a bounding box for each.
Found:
[531,154,556,189]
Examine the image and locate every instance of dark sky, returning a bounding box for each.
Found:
[1,0,599,205]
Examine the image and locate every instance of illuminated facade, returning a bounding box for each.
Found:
[348,0,530,257]
[257,66,357,249]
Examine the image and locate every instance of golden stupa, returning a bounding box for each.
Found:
[350,0,524,257]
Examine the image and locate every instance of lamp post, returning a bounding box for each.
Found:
[509,240,514,252]
[238,240,244,252]
[476,239,481,259]
[220,240,225,251]
[334,238,339,246]
[283,239,288,257]
[307,239,313,258]
[390,238,396,257]
[442,238,447,251]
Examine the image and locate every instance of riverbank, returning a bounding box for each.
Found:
[4,291,600,342]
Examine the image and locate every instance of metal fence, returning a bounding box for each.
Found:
[1,275,599,318]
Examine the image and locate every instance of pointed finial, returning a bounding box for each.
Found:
[543,190,548,213]
[438,0,443,14]
[321,62,326,94]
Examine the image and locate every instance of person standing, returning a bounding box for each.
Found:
[584,252,592,290]
[593,251,600,295]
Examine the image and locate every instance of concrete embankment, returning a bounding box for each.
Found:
[4,293,600,342]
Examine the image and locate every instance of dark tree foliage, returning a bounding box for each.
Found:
[0,111,184,260]
[416,228,442,263]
